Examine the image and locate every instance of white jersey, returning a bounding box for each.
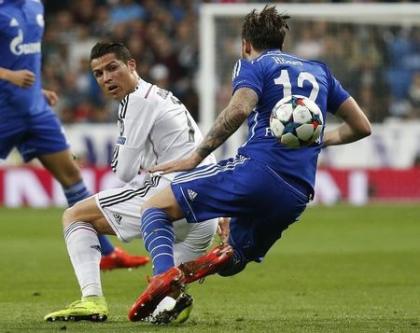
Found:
[96,78,218,261]
[110,78,214,184]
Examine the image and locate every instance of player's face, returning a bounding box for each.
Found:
[91,53,137,100]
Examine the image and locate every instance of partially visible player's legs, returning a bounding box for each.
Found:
[38,149,148,269]
[130,156,311,320]
[150,218,218,324]
[138,186,186,274]
[44,197,112,322]
[38,150,114,253]
[129,187,186,321]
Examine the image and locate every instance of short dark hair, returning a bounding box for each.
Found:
[242,5,290,51]
[90,41,133,63]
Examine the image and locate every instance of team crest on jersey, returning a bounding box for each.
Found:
[10,30,41,55]
[36,14,45,27]
[187,189,198,201]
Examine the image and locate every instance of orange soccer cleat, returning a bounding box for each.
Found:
[100,247,149,271]
[180,244,233,284]
[128,267,185,322]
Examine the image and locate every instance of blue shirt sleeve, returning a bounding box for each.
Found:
[231,59,263,98]
[325,66,350,114]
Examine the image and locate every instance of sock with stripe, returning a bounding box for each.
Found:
[63,180,114,256]
[64,222,103,297]
[140,208,175,275]
[63,180,91,207]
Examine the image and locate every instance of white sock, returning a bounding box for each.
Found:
[64,222,103,298]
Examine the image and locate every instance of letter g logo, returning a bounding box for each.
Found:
[10,29,23,55]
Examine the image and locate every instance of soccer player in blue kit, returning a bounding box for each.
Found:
[0,0,148,270]
[125,5,372,321]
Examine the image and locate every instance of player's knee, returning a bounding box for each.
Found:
[62,204,84,228]
[217,248,248,277]
[62,207,75,228]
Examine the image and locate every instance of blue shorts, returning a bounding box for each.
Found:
[171,155,310,262]
[0,107,69,162]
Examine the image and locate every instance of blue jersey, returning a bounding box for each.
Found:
[0,0,47,115]
[0,0,69,161]
[232,50,350,190]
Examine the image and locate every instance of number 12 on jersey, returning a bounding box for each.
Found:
[274,69,319,101]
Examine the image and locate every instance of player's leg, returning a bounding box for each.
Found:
[183,167,311,279]
[21,108,116,255]
[173,218,218,264]
[25,108,145,267]
[149,218,218,324]
[128,181,188,322]
[45,196,110,322]
[129,157,250,321]
[38,149,117,256]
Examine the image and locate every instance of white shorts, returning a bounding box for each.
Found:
[95,175,218,264]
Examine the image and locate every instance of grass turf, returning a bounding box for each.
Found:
[0,205,419,333]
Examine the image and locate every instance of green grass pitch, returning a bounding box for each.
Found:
[1,205,420,333]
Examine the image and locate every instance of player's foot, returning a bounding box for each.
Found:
[44,296,108,322]
[128,267,185,322]
[180,244,233,284]
[100,247,149,271]
[151,293,193,324]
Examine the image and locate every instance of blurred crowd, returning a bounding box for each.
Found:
[41,0,420,124]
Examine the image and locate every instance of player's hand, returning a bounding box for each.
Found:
[150,152,203,175]
[217,217,230,245]
[6,69,36,88]
[42,89,59,106]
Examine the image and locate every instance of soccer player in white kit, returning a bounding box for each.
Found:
[44,42,217,323]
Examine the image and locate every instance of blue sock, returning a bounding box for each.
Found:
[63,180,114,255]
[141,208,175,275]
[97,235,115,255]
[63,180,91,207]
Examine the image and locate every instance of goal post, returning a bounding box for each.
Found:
[199,3,420,160]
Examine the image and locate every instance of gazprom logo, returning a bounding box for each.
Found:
[10,30,41,56]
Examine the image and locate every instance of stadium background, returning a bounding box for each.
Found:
[1,2,420,332]
[1,0,420,206]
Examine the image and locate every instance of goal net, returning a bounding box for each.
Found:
[199,3,420,160]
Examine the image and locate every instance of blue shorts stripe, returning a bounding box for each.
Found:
[173,156,248,184]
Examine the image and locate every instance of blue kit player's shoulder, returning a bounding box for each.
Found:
[232,58,264,99]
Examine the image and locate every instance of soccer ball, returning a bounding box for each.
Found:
[269,95,323,148]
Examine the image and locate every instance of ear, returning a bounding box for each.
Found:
[127,59,136,72]
[243,40,252,56]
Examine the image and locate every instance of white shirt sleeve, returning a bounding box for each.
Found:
[112,94,159,183]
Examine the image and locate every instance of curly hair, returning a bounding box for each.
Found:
[241,5,290,51]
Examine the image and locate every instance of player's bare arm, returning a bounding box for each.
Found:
[195,87,258,159]
[150,87,258,174]
[323,97,371,147]
[0,67,35,88]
